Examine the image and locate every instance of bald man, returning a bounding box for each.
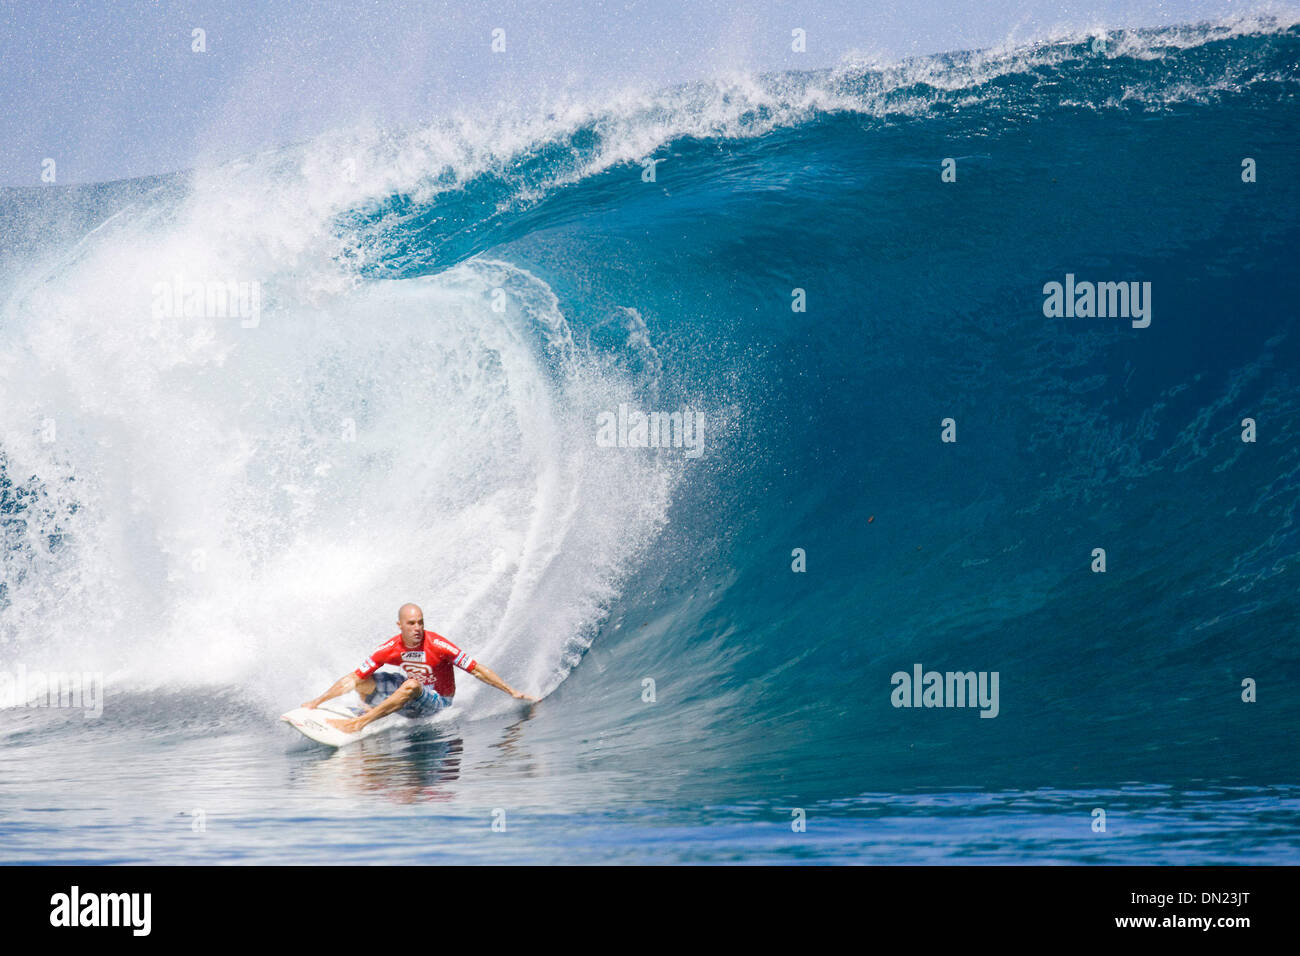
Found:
[303,603,538,734]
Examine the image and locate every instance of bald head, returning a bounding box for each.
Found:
[397,604,425,646]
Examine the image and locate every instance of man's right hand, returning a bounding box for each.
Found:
[301,698,321,710]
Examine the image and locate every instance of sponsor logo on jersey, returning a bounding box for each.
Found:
[401,650,424,661]
[402,662,433,680]
[358,657,376,672]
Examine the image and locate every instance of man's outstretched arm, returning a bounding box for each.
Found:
[301,672,365,711]
[470,664,539,702]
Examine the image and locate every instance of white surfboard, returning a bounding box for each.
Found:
[280,703,404,748]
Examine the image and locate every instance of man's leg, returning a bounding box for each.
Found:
[327,678,421,733]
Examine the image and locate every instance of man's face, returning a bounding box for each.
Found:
[399,610,424,646]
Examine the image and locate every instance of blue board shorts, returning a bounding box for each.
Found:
[364,671,453,718]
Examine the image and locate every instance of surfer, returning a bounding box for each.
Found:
[302,603,538,734]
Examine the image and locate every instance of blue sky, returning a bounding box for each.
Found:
[0,0,1265,184]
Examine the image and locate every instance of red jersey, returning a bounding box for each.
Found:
[354,630,477,698]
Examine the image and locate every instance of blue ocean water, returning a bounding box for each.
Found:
[1,19,1298,863]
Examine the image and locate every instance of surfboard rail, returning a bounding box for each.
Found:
[280,704,401,748]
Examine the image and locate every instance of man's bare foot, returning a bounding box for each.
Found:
[326,716,365,734]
